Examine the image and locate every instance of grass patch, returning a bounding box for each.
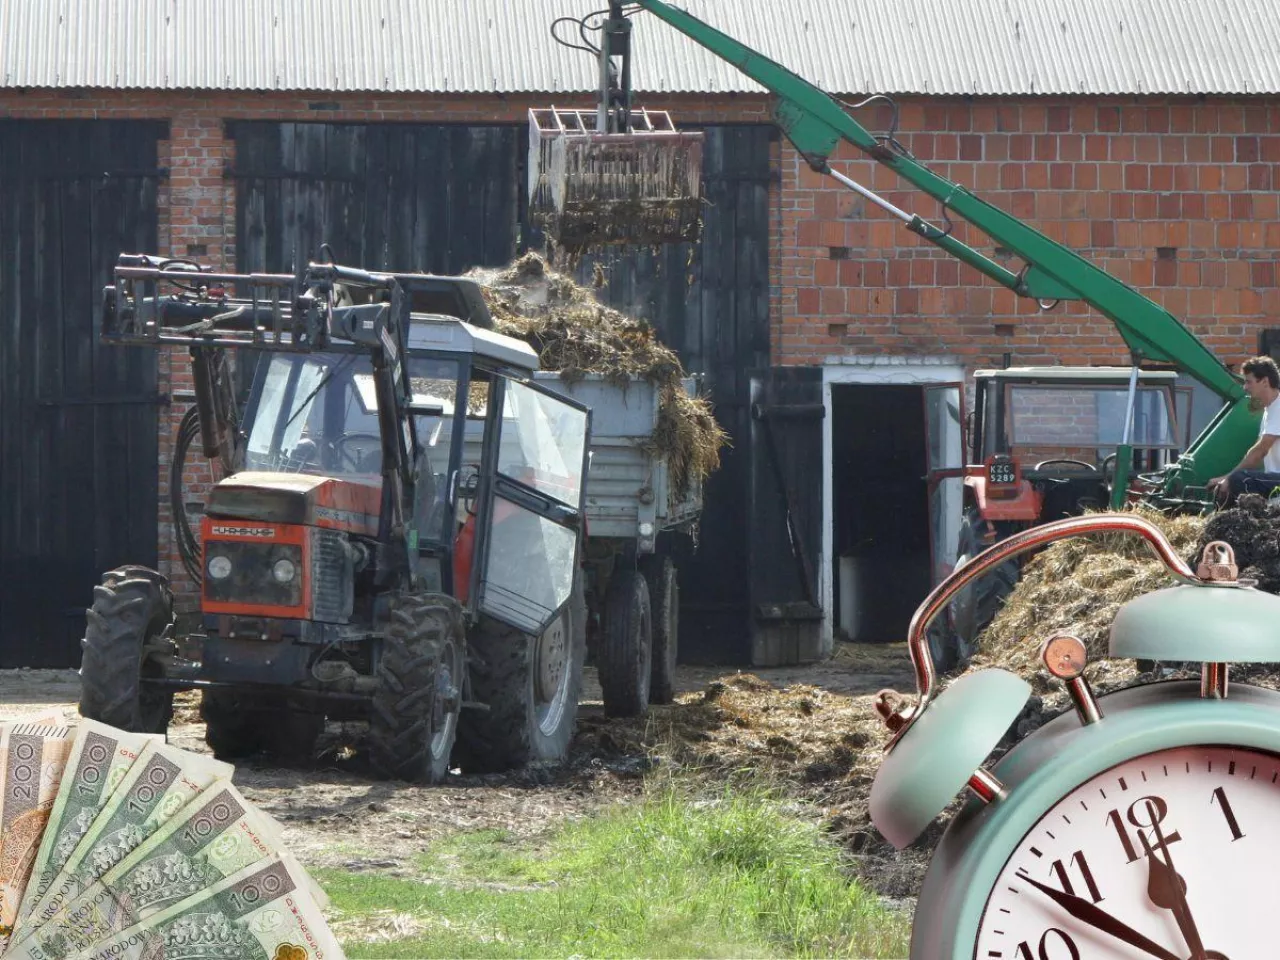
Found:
[319,784,909,959]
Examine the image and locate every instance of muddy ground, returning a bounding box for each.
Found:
[0,645,922,905]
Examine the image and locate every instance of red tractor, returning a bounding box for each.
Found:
[937,365,1184,669]
[80,254,593,781]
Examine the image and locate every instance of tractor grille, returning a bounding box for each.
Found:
[310,528,354,623]
[203,541,303,609]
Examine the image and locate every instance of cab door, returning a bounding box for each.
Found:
[924,383,967,585]
[471,376,591,636]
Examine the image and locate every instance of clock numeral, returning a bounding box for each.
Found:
[1016,928,1080,960]
[1048,850,1103,903]
[1211,786,1245,840]
[1105,795,1181,864]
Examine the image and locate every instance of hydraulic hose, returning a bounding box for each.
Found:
[172,405,204,586]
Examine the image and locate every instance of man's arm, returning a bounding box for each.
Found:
[1208,434,1278,488]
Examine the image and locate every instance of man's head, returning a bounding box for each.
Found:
[1242,356,1280,405]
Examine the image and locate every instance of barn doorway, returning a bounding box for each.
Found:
[825,368,965,646]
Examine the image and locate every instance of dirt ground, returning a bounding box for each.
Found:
[0,644,921,901]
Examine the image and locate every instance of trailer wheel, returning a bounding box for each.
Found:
[368,593,464,784]
[454,570,586,773]
[640,554,678,704]
[79,566,176,735]
[599,568,652,717]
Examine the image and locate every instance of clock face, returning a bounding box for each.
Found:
[975,744,1280,959]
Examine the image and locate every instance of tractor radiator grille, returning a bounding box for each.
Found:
[310,528,354,624]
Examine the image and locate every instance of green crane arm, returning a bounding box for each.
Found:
[632,0,1243,404]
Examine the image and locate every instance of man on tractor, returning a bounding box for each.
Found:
[1207,356,1280,507]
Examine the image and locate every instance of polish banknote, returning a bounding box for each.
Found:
[12,740,231,941]
[12,720,162,936]
[63,853,344,960]
[0,721,75,950]
[10,778,286,960]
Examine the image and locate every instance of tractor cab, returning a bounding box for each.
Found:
[939,365,1183,669]
[83,255,592,783]
[966,366,1183,524]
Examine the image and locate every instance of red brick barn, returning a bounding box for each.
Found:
[0,0,1275,668]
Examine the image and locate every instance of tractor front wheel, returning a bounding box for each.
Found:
[79,565,176,735]
[454,570,586,773]
[947,509,1019,666]
[368,592,465,784]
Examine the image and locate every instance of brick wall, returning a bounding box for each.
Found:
[4,88,1275,605]
[779,96,1280,373]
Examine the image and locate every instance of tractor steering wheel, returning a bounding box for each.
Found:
[331,433,382,472]
[1034,458,1098,472]
[1100,453,1118,486]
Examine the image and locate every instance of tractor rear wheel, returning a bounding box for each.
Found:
[202,692,325,763]
[454,570,586,773]
[201,691,263,759]
[79,565,176,735]
[640,554,678,705]
[368,593,465,784]
[948,509,1019,666]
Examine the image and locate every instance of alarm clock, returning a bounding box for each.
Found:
[870,513,1280,959]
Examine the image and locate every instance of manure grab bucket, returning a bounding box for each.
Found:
[528,107,704,250]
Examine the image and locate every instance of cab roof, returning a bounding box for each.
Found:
[973,366,1180,383]
[406,313,538,374]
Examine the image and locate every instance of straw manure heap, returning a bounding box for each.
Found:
[977,497,1280,694]
[465,253,727,498]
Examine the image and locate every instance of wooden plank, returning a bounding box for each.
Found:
[388,125,418,272]
[360,126,391,268]
[321,123,363,265]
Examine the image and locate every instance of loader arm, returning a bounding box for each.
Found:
[629,0,1253,500]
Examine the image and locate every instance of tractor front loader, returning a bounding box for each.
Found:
[80,254,593,782]
[540,0,1269,667]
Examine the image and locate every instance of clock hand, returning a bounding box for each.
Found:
[1145,820,1207,959]
[1019,872,1180,960]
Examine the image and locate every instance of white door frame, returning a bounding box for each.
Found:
[821,359,966,650]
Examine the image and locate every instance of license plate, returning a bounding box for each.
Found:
[988,462,1016,485]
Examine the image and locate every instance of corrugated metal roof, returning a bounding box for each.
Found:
[3,0,1280,96]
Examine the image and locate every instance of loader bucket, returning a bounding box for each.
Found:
[528,107,704,250]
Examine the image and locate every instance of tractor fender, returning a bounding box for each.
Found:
[963,474,1043,522]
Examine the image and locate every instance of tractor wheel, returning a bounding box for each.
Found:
[200,691,263,760]
[202,692,325,764]
[948,509,1019,666]
[261,712,325,763]
[79,565,176,735]
[368,592,465,784]
[454,570,586,774]
[640,554,678,705]
[598,568,652,718]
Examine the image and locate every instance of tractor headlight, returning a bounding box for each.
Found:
[207,555,232,580]
[272,558,297,583]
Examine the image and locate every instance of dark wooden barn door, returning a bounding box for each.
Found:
[563,126,776,663]
[748,367,825,665]
[229,121,522,276]
[0,120,166,667]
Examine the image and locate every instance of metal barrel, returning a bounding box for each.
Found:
[528,107,705,249]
